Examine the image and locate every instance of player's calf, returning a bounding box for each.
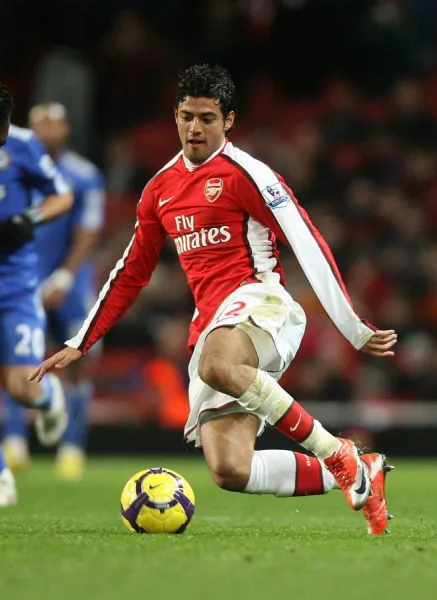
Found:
[201,412,258,492]
[3,367,68,446]
[205,436,253,491]
[2,369,40,407]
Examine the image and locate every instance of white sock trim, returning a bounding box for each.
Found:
[244,450,298,497]
[299,420,342,460]
[320,460,337,492]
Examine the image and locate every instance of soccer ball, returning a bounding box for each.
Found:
[120,467,195,534]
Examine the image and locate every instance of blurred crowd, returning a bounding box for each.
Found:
[2,0,437,422]
[102,75,437,417]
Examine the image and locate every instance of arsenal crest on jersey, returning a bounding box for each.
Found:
[204,178,223,203]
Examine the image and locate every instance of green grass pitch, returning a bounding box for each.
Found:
[1,457,436,600]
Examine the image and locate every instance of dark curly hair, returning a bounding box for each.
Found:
[0,82,13,130]
[174,63,237,121]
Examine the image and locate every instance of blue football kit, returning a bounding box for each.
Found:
[0,125,69,367]
[3,147,105,449]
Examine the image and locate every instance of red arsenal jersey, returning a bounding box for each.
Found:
[67,140,375,355]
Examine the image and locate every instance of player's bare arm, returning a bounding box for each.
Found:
[31,190,73,222]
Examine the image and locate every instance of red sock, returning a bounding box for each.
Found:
[274,400,314,443]
[294,453,325,496]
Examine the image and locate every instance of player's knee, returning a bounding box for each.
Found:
[198,355,233,391]
[208,460,250,492]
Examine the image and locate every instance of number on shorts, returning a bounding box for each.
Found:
[217,301,247,321]
[14,324,45,359]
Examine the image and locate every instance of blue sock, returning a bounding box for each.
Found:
[62,381,92,449]
[0,447,7,472]
[3,394,28,438]
[34,375,54,411]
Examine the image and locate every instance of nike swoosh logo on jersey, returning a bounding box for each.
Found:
[289,413,302,432]
[159,196,174,206]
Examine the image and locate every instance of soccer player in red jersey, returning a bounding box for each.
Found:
[30,64,396,533]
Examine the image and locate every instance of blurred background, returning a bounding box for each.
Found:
[1,0,437,456]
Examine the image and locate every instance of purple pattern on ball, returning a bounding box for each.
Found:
[135,471,151,496]
[122,469,194,534]
[121,495,148,534]
[174,490,195,520]
[135,468,183,496]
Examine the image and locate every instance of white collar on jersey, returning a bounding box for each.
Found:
[182,139,227,172]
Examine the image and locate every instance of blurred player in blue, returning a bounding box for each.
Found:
[3,103,105,481]
[0,84,73,506]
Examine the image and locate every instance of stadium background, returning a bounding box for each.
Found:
[1,0,436,456]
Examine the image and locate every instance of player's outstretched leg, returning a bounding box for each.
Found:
[2,395,30,472]
[3,366,68,447]
[245,449,395,536]
[199,328,370,510]
[240,373,370,510]
[0,447,17,507]
[361,453,395,535]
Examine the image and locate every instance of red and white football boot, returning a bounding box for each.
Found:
[324,438,371,510]
[361,453,394,534]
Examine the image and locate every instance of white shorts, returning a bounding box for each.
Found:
[184,278,307,446]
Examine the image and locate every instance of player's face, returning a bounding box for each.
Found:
[30,116,70,155]
[175,97,235,164]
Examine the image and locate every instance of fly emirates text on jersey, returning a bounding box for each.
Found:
[174,214,231,255]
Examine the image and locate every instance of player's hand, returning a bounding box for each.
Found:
[0,213,34,254]
[361,329,397,357]
[28,347,83,382]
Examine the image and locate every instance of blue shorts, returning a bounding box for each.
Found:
[0,292,46,366]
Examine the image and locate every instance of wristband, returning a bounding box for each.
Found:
[42,268,74,294]
[24,206,45,225]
